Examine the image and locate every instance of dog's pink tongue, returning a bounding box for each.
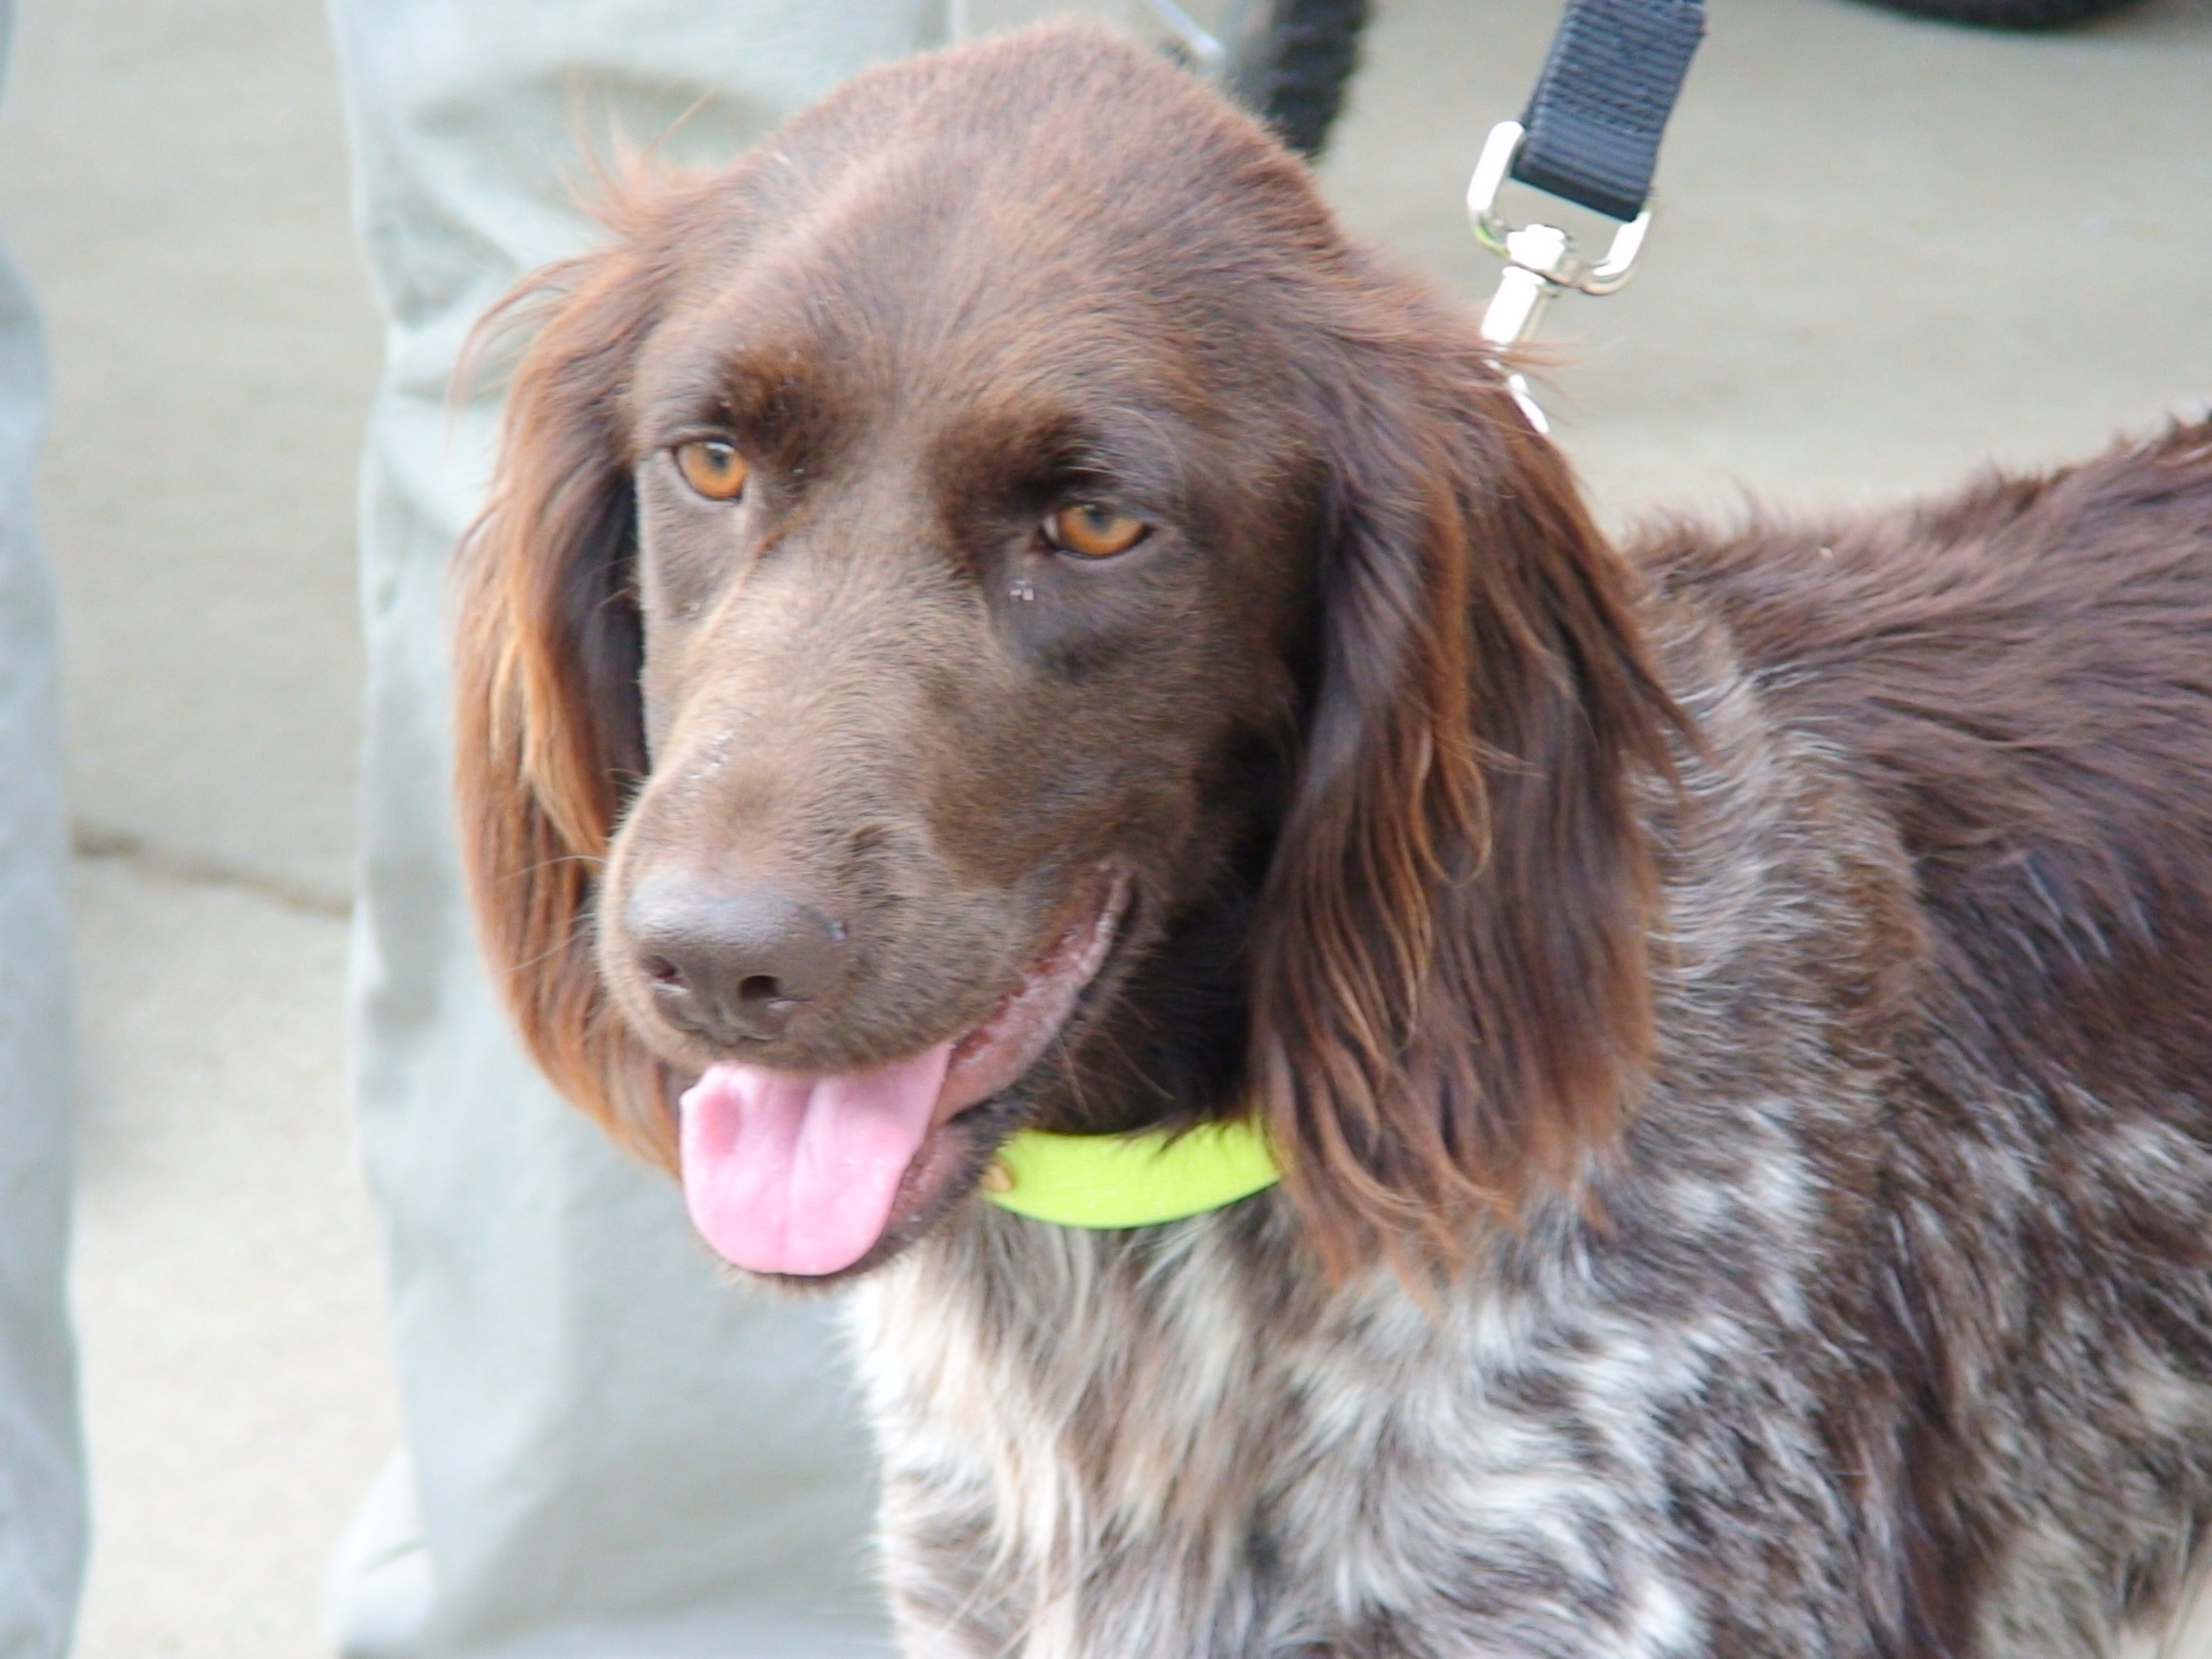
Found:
[679,1046,953,1277]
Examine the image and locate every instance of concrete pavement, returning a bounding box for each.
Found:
[0,0,2207,1653]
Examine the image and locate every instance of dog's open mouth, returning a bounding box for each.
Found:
[675,870,1130,1276]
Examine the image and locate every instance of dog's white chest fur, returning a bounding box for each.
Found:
[849,1211,1708,1659]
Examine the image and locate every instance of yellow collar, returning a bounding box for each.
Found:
[982,1118,1281,1229]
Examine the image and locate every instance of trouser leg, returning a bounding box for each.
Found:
[320,5,943,1656]
[0,18,85,1643]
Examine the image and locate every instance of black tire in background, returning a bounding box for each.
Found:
[1857,0,2143,26]
[1221,0,1370,159]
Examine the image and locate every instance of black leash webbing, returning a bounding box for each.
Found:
[1511,0,1707,223]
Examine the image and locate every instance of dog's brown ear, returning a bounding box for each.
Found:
[1251,325,1682,1274]
[452,229,679,1171]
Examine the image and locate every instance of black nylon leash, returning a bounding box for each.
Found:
[1512,0,1707,225]
[1468,0,1707,428]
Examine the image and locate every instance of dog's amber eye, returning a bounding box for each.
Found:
[674,440,750,501]
[1046,503,1147,559]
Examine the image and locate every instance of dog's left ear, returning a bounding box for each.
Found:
[1251,326,1682,1273]
[452,217,680,1171]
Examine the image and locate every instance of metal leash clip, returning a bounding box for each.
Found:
[1466,119,1656,434]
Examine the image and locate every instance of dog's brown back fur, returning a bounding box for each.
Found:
[453,25,2212,1656]
[1659,445,2212,1082]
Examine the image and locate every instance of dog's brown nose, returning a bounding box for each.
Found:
[625,878,847,1046]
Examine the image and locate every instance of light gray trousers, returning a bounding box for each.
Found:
[0,3,85,1654]
[0,208,81,1659]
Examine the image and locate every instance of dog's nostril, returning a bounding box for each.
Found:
[624,876,848,1046]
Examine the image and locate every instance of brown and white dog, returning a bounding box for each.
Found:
[453,24,2212,1658]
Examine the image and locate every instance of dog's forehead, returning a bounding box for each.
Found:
[629,27,1326,439]
[630,205,1227,489]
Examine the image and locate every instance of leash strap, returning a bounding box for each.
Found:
[1469,0,1707,428]
[1512,0,1707,224]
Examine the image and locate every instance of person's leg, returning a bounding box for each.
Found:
[320,6,941,1656]
[0,9,86,1654]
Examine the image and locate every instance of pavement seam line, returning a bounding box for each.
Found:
[70,817,354,921]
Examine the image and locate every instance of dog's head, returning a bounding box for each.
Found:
[455,23,1678,1282]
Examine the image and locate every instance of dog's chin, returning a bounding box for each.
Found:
[673,869,1132,1285]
